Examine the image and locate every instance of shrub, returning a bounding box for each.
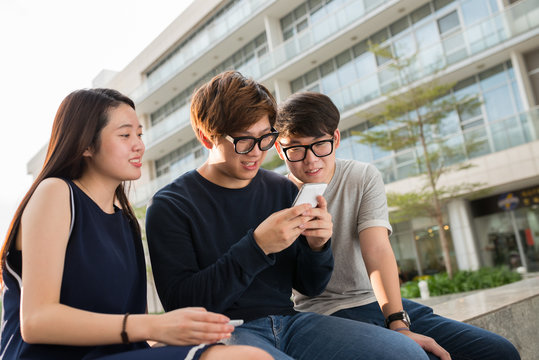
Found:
[400,266,521,297]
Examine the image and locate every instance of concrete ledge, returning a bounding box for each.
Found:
[416,276,539,360]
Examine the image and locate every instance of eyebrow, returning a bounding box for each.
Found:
[116,124,143,130]
[283,135,328,145]
[234,126,272,136]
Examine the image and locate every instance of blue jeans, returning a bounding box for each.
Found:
[226,312,428,359]
[332,299,520,360]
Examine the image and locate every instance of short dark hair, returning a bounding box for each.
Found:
[276,92,340,138]
[190,71,277,142]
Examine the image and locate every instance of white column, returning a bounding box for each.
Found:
[510,51,534,111]
[264,15,283,52]
[273,78,292,104]
[447,198,481,270]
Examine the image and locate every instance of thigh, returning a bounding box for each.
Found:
[402,299,520,360]
[332,301,385,326]
[225,317,294,360]
[283,312,428,360]
[94,344,209,360]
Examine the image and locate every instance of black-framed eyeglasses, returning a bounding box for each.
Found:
[280,138,334,162]
[225,128,279,154]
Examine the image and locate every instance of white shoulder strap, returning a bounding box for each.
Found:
[67,182,75,237]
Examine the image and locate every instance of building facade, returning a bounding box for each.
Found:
[30,0,539,282]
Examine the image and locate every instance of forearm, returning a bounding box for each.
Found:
[365,246,403,317]
[21,303,154,345]
[360,228,403,318]
[153,231,274,312]
[294,237,334,296]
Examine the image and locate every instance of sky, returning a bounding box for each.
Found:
[0,0,195,240]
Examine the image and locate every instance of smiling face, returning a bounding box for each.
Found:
[86,103,145,183]
[276,129,340,186]
[201,114,274,189]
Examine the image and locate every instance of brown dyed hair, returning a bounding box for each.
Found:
[1,88,141,281]
[190,70,277,142]
[276,92,340,138]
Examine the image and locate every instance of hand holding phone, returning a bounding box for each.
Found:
[292,183,328,208]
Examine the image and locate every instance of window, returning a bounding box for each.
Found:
[411,4,432,24]
[437,11,460,34]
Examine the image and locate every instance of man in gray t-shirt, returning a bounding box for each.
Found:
[275,92,520,360]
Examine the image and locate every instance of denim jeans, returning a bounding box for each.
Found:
[332,299,520,360]
[226,312,429,360]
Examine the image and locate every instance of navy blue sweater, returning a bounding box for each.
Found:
[146,169,333,321]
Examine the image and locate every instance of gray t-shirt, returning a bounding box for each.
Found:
[294,158,392,315]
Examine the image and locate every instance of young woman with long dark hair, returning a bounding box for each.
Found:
[0,88,271,360]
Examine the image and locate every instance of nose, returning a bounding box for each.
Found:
[133,135,145,154]
[303,147,318,163]
[247,144,263,156]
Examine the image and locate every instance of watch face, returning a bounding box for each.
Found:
[403,311,411,326]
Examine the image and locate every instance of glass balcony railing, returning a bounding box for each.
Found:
[130,0,272,102]
[145,103,191,146]
[337,106,539,185]
[258,0,390,74]
[327,0,539,113]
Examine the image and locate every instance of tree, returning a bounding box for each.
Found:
[356,46,483,278]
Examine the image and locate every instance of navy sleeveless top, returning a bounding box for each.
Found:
[1,179,149,359]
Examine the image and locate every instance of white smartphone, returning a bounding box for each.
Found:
[228,319,244,327]
[292,183,328,208]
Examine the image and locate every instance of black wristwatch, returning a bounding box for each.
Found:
[385,310,411,328]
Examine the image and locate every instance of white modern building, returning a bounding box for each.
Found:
[29,0,539,282]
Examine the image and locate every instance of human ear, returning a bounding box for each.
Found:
[198,129,214,150]
[275,142,286,161]
[333,129,341,149]
[82,146,94,158]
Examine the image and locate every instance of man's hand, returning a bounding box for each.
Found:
[254,203,313,255]
[301,195,332,251]
[396,329,451,360]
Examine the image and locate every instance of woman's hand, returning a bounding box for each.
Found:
[148,307,235,345]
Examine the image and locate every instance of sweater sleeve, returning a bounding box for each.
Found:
[292,237,334,296]
[146,195,275,313]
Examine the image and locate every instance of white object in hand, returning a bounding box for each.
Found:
[228,319,244,327]
[292,183,328,207]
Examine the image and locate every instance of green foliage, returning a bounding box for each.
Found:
[400,281,421,298]
[400,267,522,297]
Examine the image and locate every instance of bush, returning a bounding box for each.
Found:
[400,266,521,297]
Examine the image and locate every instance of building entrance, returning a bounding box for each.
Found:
[475,206,539,271]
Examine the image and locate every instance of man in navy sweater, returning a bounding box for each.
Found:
[146,71,429,359]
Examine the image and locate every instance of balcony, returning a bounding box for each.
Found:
[325,0,539,113]
[130,0,272,103]
[143,0,538,154]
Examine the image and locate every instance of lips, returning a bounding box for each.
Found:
[305,168,321,176]
[129,158,142,168]
[241,160,258,170]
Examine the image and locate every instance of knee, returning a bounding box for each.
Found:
[234,345,274,360]
[205,345,273,360]
[495,339,521,360]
